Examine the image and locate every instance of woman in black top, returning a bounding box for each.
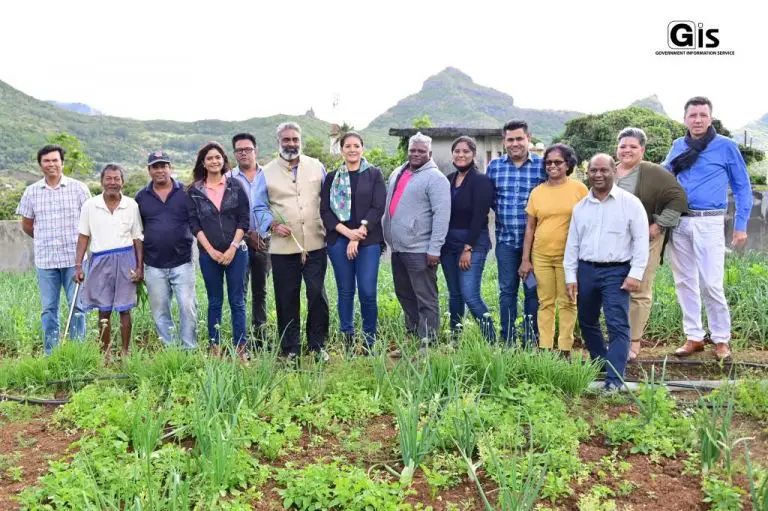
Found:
[187,141,250,359]
[320,132,386,349]
[440,136,496,342]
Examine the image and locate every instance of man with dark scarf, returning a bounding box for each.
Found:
[662,96,753,361]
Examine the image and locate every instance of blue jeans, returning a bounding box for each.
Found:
[36,266,86,355]
[199,248,248,346]
[577,261,631,386]
[495,242,539,346]
[144,262,198,350]
[441,233,495,342]
[327,239,381,346]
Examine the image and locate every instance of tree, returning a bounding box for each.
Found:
[412,115,434,130]
[365,147,403,178]
[302,136,342,171]
[557,107,686,164]
[46,132,95,176]
[712,119,765,167]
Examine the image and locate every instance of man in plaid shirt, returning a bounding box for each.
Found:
[16,145,91,354]
[487,120,546,346]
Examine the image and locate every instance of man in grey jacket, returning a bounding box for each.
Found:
[383,132,450,344]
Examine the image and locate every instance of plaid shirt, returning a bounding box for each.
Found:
[16,176,91,269]
[487,152,546,248]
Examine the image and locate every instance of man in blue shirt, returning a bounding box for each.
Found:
[135,151,197,349]
[487,120,546,346]
[227,133,270,347]
[662,96,753,361]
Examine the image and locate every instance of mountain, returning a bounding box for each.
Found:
[362,67,583,146]
[630,95,667,116]
[46,101,104,116]
[736,112,768,151]
[0,79,332,173]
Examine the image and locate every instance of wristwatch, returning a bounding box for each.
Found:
[463,245,473,252]
[360,220,369,229]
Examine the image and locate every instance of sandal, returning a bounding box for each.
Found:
[627,341,641,362]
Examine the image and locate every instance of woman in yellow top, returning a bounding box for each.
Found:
[519,144,588,356]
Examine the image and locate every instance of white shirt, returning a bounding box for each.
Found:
[78,194,143,254]
[564,185,649,283]
[15,175,91,269]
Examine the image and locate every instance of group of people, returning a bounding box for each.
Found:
[17,96,752,389]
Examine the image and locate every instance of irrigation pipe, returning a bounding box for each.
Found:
[0,394,70,405]
[588,379,768,392]
[634,358,768,370]
[45,374,130,386]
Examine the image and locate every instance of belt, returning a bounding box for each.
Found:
[685,209,726,217]
[579,260,630,268]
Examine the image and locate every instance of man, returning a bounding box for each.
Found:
[75,164,144,363]
[16,145,91,354]
[564,154,649,392]
[252,122,329,359]
[382,132,450,346]
[135,151,197,350]
[487,120,546,346]
[662,96,753,361]
[226,133,270,347]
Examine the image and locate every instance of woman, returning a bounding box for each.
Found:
[519,144,588,357]
[615,127,688,361]
[320,132,386,350]
[439,136,495,342]
[187,142,250,360]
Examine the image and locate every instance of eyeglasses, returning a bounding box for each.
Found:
[545,159,565,167]
[234,148,254,154]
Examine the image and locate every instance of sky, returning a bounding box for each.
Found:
[1,0,766,132]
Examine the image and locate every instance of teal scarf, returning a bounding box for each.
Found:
[330,158,370,222]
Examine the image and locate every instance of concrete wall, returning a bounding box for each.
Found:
[0,220,35,273]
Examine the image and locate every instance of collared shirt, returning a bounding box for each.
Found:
[16,175,91,269]
[204,177,227,210]
[564,185,649,283]
[227,166,262,231]
[135,179,193,268]
[486,152,547,247]
[252,158,327,236]
[79,194,144,254]
[662,134,753,231]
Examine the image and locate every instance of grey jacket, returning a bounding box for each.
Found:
[382,159,450,256]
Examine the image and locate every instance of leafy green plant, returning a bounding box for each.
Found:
[392,391,440,485]
[703,475,745,510]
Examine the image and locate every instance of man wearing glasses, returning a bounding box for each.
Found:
[564,154,649,393]
[227,133,270,348]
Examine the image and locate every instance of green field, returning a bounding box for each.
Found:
[0,257,767,510]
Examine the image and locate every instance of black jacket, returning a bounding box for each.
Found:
[187,178,250,252]
[446,165,493,247]
[320,166,386,246]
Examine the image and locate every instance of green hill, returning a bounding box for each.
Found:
[630,94,667,116]
[0,79,332,174]
[736,113,768,151]
[361,67,583,148]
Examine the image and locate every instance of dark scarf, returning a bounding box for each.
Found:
[669,125,717,175]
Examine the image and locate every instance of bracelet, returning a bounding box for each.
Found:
[230,241,239,248]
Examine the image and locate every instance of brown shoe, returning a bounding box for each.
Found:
[714,343,732,361]
[675,340,705,357]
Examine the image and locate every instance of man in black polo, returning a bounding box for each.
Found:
[135,151,197,349]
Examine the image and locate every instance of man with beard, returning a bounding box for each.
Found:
[382,132,450,347]
[662,97,752,361]
[226,133,270,347]
[252,122,329,360]
[564,154,648,392]
[75,164,144,363]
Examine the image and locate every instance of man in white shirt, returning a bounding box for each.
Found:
[564,154,649,391]
[74,164,144,363]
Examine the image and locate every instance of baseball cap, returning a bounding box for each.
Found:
[147,151,171,166]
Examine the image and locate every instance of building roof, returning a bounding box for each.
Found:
[388,128,501,138]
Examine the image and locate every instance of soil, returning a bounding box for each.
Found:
[0,407,80,510]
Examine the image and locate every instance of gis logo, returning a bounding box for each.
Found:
[667,21,720,49]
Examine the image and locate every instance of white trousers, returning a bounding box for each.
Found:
[668,216,731,344]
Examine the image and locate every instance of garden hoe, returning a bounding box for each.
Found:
[62,281,81,342]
